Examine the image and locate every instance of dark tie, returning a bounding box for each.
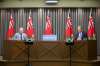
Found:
[20,33,22,40]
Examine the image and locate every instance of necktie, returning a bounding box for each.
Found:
[77,32,82,40]
[20,33,22,40]
[79,32,82,39]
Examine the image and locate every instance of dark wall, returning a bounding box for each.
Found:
[0,8,100,55]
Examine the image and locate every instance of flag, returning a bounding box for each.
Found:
[7,15,15,39]
[65,16,73,38]
[26,13,34,38]
[44,16,53,35]
[87,16,95,38]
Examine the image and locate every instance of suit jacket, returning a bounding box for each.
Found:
[13,33,28,40]
[75,32,87,40]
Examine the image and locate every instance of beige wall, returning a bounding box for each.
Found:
[0,0,100,8]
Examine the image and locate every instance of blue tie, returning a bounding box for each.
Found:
[79,32,82,38]
[20,33,22,40]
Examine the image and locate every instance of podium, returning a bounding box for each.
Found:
[3,40,97,66]
[72,40,97,60]
[3,40,27,60]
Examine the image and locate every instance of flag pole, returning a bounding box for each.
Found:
[47,9,49,16]
[29,9,31,17]
[10,9,13,19]
[88,8,92,40]
[11,9,13,16]
[89,8,96,40]
[67,8,73,39]
[89,8,92,17]
[68,8,70,18]
[29,9,34,39]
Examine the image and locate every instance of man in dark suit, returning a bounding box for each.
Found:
[75,25,87,40]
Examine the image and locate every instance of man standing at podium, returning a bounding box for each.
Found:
[75,25,87,40]
[13,27,28,40]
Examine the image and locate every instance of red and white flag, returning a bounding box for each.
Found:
[26,13,35,38]
[44,16,53,35]
[87,16,95,37]
[65,16,73,38]
[7,15,15,39]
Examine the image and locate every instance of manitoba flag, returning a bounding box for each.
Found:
[87,16,95,37]
[44,16,53,35]
[26,13,35,38]
[65,16,73,38]
[7,15,15,39]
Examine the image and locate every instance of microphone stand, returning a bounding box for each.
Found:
[24,39,34,66]
[65,38,74,66]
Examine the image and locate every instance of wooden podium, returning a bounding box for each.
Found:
[2,40,98,66]
[72,40,97,60]
[3,40,69,60]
